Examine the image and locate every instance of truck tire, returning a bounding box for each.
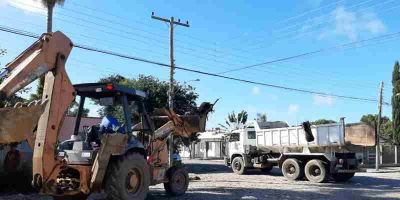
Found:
[104,152,150,200]
[260,165,273,173]
[305,159,328,183]
[164,166,189,196]
[231,156,247,175]
[332,172,355,182]
[281,158,304,181]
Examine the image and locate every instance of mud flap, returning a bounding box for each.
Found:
[0,101,47,145]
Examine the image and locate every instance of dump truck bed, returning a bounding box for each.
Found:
[254,122,375,149]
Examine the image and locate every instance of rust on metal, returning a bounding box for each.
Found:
[345,123,376,147]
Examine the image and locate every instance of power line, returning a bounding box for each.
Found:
[219,30,400,74]
[221,0,345,44]
[244,0,397,52]
[226,0,391,51]
[0,25,390,106]
[0,17,388,93]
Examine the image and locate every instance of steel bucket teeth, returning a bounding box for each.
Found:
[0,100,47,144]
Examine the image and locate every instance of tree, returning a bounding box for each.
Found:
[256,113,267,123]
[392,61,400,145]
[67,101,90,117]
[361,114,393,143]
[97,74,198,119]
[219,110,248,131]
[97,74,200,149]
[0,49,26,107]
[0,49,5,56]
[36,0,66,99]
[311,119,336,125]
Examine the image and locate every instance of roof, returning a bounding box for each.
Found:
[256,121,289,129]
[198,131,225,140]
[73,83,147,101]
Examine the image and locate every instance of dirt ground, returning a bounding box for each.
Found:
[0,159,399,200]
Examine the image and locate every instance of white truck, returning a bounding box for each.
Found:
[224,118,375,183]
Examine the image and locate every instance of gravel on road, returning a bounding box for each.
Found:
[0,159,399,200]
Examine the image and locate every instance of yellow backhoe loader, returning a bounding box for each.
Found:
[0,32,214,199]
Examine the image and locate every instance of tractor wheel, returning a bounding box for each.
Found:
[164,166,189,196]
[281,158,304,181]
[260,165,273,173]
[231,157,247,175]
[104,152,150,200]
[305,159,328,183]
[332,172,355,182]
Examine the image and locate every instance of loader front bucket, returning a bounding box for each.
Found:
[0,101,47,146]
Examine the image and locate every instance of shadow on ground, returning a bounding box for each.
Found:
[147,175,400,200]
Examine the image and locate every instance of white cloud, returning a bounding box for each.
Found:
[7,0,46,15]
[251,86,260,96]
[313,95,336,106]
[319,6,386,40]
[363,13,386,34]
[332,6,357,40]
[288,104,300,114]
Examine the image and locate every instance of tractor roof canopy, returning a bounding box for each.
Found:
[73,83,147,101]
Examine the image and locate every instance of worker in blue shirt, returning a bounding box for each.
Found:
[99,115,125,133]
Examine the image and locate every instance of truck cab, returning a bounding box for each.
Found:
[224,125,257,173]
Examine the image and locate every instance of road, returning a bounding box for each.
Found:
[147,159,400,200]
[0,159,399,200]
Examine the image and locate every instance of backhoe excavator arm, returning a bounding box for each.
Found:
[0,32,75,190]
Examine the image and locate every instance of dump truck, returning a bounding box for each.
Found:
[224,118,375,183]
[0,31,215,199]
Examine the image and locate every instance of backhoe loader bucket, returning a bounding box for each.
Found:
[0,101,47,145]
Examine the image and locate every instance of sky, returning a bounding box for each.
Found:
[0,0,398,128]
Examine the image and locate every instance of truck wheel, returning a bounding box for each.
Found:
[164,166,189,196]
[231,157,247,175]
[260,165,273,173]
[281,158,304,181]
[305,159,328,183]
[104,152,150,200]
[332,172,355,182]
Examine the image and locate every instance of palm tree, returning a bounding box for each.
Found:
[35,0,65,99]
[256,113,267,123]
[219,110,248,131]
[40,0,65,32]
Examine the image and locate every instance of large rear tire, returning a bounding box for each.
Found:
[305,159,328,183]
[281,158,304,181]
[231,156,247,175]
[104,152,150,200]
[332,172,355,182]
[164,166,189,196]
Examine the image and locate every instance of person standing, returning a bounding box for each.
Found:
[3,143,21,190]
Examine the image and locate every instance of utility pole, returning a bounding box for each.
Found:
[376,81,384,171]
[151,12,190,167]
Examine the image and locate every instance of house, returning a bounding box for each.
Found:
[181,131,225,159]
[59,116,102,141]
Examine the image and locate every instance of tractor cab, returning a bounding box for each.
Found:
[57,82,152,165]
